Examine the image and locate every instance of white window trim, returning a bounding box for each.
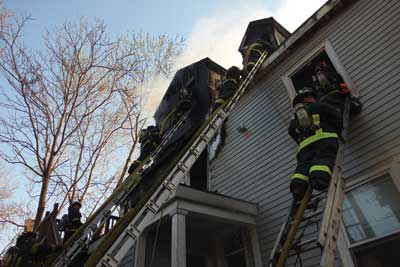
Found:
[337,222,356,267]
[389,155,400,192]
[345,155,400,191]
[281,39,359,102]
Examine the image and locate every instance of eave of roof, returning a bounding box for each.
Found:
[256,0,356,80]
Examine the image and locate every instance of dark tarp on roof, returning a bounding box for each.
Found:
[153,57,225,163]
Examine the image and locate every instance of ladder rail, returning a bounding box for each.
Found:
[89,109,227,267]
[270,98,351,267]
[269,199,295,265]
[276,187,313,267]
[319,98,351,266]
[85,51,269,267]
[51,111,190,267]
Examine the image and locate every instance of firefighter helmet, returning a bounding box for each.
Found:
[226,66,241,81]
[69,201,82,210]
[16,232,37,248]
[292,88,316,107]
[139,126,159,143]
[139,128,147,142]
[147,126,159,139]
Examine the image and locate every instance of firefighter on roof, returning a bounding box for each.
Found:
[174,86,192,122]
[59,201,83,242]
[288,89,343,200]
[158,81,194,140]
[214,66,241,109]
[3,232,57,267]
[127,126,160,174]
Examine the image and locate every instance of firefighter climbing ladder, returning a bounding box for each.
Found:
[52,50,269,267]
[269,99,351,267]
[83,51,270,267]
[52,111,190,267]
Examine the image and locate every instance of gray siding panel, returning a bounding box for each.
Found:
[210,0,400,265]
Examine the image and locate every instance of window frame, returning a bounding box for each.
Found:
[340,156,400,265]
[281,39,359,102]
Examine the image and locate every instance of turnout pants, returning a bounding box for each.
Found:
[290,138,338,200]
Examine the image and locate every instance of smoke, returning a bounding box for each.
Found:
[275,0,327,31]
[143,0,327,116]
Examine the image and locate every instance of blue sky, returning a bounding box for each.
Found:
[3,0,328,115]
[5,0,281,37]
[1,0,327,247]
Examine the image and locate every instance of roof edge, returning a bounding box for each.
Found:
[257,0,356,78]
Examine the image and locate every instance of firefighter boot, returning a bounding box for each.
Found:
[290,179,309,201]
[310,176,330,191]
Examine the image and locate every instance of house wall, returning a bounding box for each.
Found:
[209,0,400,266]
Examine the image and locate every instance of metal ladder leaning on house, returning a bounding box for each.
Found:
[52,50,270,267]
[50,109,191,267]
[269,99,351,267]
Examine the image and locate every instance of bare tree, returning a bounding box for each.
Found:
[0,165,31,231]
[0,17,183,228]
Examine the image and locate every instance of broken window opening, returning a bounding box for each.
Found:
[290,50,344,95]
[209,121,227,162]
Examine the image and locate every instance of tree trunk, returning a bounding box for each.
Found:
[33,172,50,230]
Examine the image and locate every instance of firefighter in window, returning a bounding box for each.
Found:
[127,126,160,174]
[214,66,241,110]
[312,60,361,115]
[288,89,343,201]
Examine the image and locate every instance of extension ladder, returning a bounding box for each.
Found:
[52,51,270,267]
[269,100,351,267]
[83,51,270,267]
[52,110,190,267]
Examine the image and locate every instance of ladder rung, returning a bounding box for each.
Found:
[294,237,317,249]
[199,134,209,142]
[101,255,118,267]
[189,147,200,156]
[301,208,323,221]
[89,223,99,232]
[126,226,141,240]
[209,122,218,129]
[145,200,159,214]
[176,163,187,173]
[162,180,175,192]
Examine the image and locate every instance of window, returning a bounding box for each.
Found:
[282,40,358,101]
[342,174,400,244]
[353,236,400,267]
[223,230,246,267]
[342,172,400,267]
[291,50,344,94]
